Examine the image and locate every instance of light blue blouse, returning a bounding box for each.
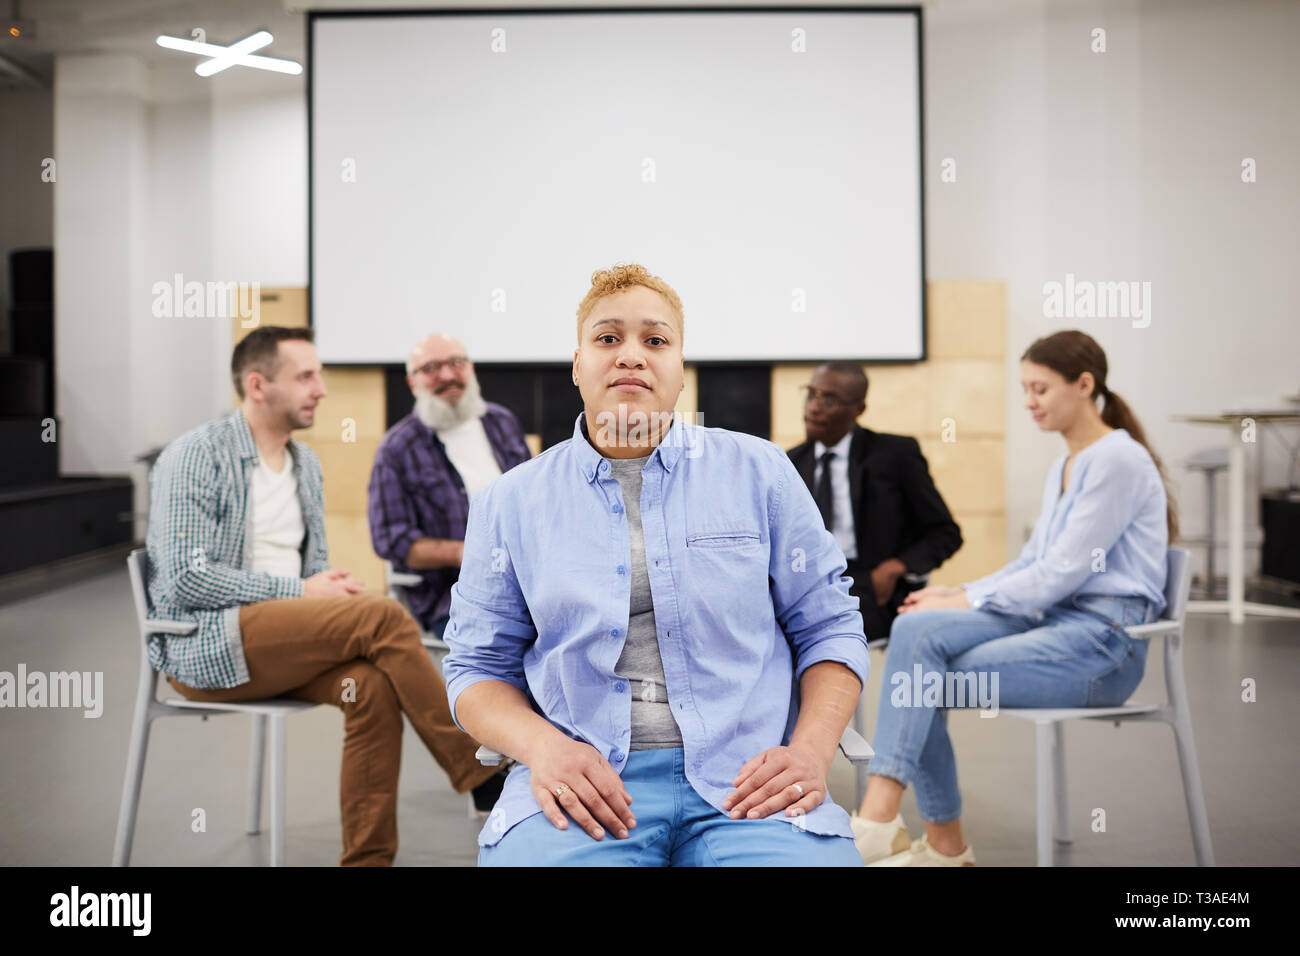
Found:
[963,429,1168,617]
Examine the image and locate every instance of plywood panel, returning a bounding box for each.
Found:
[930,513,1007,586]
[305,438,380,516]
[324,512,387,595]
[299,368,387,443]
[928,282,1006,361]
[918,437,1004,515]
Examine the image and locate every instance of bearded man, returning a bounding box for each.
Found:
[367,334,531,639]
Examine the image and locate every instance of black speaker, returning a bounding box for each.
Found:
[9,305,54,416]
[9,248,53,306]
[1260,490,1300,587]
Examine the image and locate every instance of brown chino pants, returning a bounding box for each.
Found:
[166,593,497,866]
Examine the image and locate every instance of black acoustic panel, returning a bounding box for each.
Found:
[383,365,411,430]
[0,476,134,576]
[0,417,59,488]
[0,357,46,419]
[536,367,584,451]
[9,248,53,306]
[697,364,771,439]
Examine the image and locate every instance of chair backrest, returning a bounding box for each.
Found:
[1162,547,1191,623]
[126,548,154,646]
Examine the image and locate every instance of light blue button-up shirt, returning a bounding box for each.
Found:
[963,428,1168,617]
[443,413,869,846]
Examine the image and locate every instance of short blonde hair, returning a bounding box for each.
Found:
[575,263,685,344]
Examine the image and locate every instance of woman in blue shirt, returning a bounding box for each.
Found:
[444,264,869,866]
[851,329,1178,866]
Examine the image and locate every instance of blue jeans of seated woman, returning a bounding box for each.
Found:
[479,747,861,867]
[869,594,1156,824]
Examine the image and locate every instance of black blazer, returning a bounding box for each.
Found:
[787,425,962,582]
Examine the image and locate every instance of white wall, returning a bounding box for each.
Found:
[53,55,304,537]
[49,0,1299,566]
[925,0,1300,566]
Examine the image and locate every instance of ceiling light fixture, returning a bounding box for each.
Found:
[155,30,302,76]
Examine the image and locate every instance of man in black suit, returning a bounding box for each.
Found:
[787,363,962,641]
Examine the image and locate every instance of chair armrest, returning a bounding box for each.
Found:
[1126,621,1179,639]
[476,745,505,766]
[144,620,198,636]
[837,725,875,765]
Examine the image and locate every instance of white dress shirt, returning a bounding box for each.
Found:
[813,430,857,560]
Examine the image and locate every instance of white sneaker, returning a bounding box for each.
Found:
[849,812,912,865]
[869,833,976,867]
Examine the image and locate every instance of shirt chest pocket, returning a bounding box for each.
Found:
[686,530,762,550]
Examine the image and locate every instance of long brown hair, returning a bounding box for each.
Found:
[1022,330,1179,541]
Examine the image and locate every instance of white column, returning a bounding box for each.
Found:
[1227,421,1245,624]
[53,55,150,478]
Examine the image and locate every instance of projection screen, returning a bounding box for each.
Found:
[310,8,924,364]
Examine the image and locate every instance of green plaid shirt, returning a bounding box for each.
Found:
[145,409,329,689]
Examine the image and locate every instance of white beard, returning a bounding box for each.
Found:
[413,376,488,431]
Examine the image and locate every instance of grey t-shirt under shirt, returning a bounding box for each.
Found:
[606,455,683,751]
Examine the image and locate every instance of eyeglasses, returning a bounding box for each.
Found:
[412,356,469,377]
[801,385,850,411]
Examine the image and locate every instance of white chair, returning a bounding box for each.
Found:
[113,549,318,866]
[384,560,478,819]
[384,560,450,657]
[999,547,1215,866]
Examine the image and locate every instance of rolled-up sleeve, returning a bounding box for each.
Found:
[441,480,537,732]
[766,449,869,690]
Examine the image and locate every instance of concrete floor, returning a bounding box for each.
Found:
[1,562,1297,866]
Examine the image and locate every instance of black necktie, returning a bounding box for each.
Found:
[814,450,835,531]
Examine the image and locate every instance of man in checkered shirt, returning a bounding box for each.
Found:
[146,326,498,865]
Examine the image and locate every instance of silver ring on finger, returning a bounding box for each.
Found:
[792,782,805,797]
[554,784,570,798]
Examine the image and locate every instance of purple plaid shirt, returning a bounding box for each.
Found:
[368,403,530,628]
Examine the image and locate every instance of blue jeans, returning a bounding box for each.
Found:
[478,747,861,867]
[869,594,1155,824]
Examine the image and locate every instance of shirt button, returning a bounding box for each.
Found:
[612,504,622,514]
[610,628,620,637]
[616,565,625,575]
[612,751,625,762]
[614,681,625,692]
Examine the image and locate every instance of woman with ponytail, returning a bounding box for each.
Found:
[849,329,1176,866]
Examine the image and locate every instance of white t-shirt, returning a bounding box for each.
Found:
[250,450,304,578]
[438,418,503,499]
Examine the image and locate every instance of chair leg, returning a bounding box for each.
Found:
[1035,722,1054,866]
[247,713,267,835]
[269,715,287,867]
[1052,722,1071,844]
[1165,635,1216,866]
[112,664,157,866]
